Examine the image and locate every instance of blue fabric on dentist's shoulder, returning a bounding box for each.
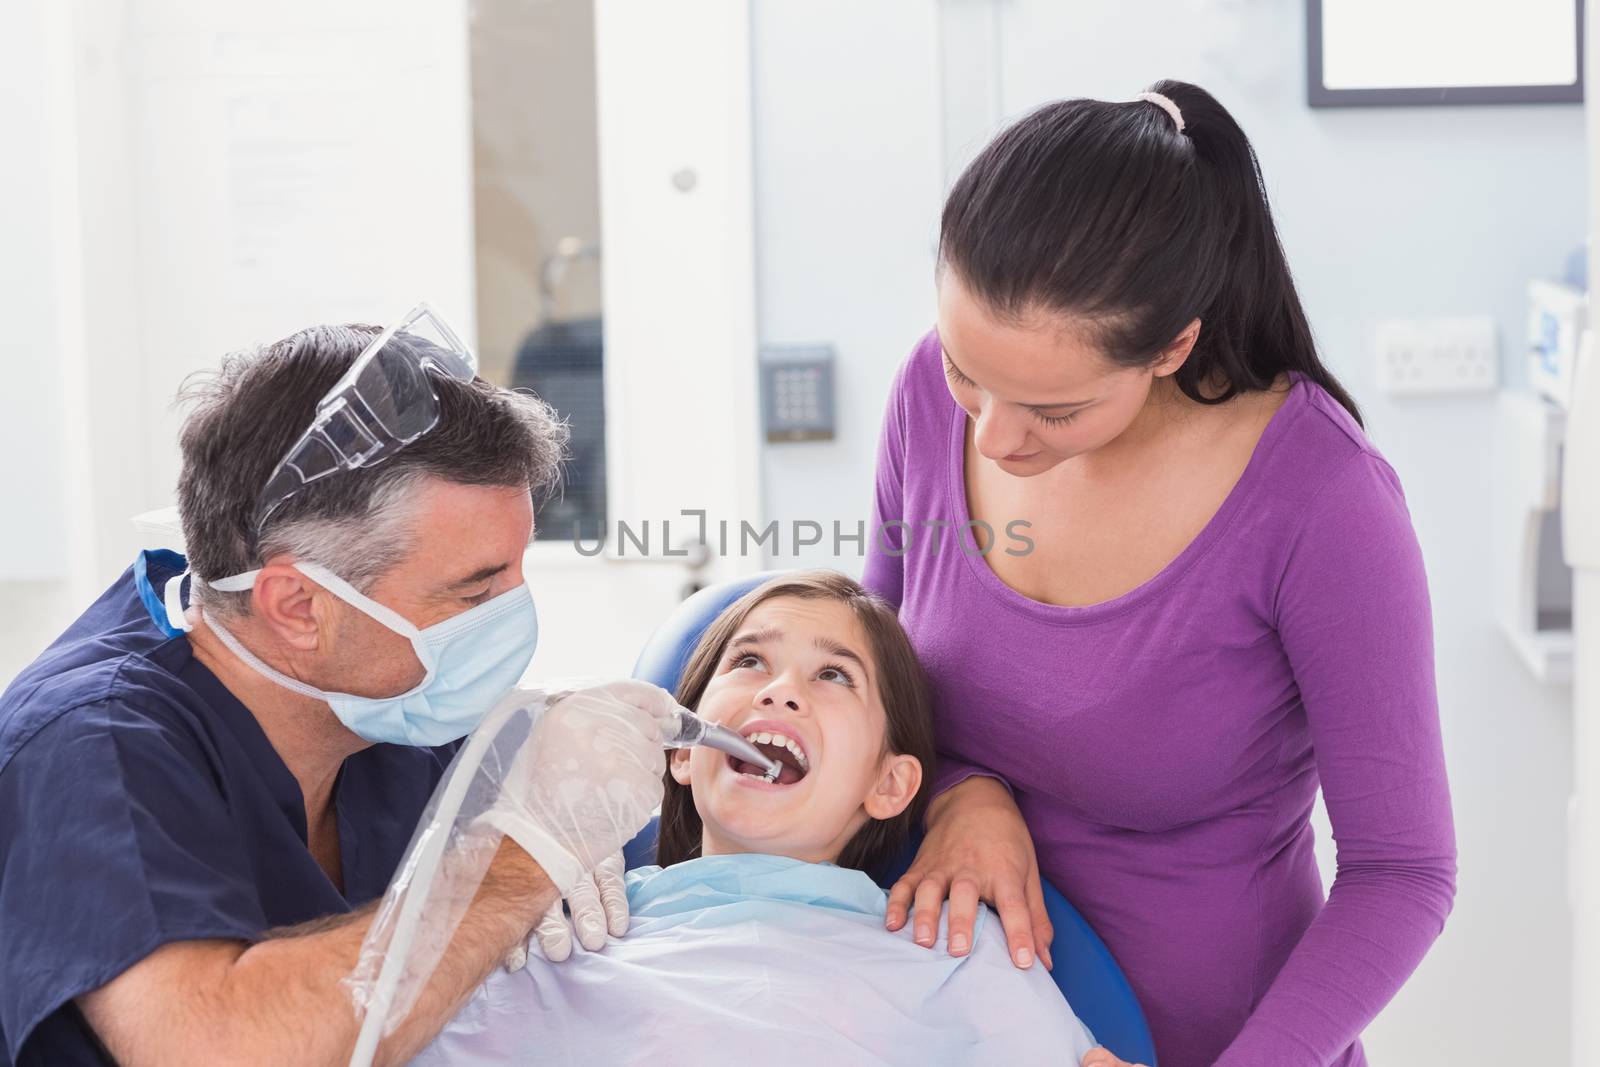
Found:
[629,572,1159,1067]
[132,548,188,638]
[0,551,455,1067]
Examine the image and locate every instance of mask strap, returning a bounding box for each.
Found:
[206,563,421,640]
[163,572,194,634]
[208,569,258,593]
[203,609,330,703]
[294,562,423,639]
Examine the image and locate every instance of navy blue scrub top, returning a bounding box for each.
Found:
[0,551,457,1067]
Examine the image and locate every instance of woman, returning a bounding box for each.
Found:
[414,573,1099,1065]
[867,80,1455,1067]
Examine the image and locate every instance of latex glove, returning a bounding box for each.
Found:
[482,680,672,898]
[503,851,629,969]
[885,776,1055,970]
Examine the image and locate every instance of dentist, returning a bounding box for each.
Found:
[0,307,671,1067]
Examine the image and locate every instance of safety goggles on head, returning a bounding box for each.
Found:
[253,302,478,532]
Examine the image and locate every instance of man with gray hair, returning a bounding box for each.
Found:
[0,308,674,1067]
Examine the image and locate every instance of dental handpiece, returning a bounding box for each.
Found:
[664,707,783,781]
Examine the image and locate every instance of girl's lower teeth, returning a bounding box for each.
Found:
[733,757,804,784]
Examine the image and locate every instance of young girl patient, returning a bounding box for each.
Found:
[416,572,1097,1065]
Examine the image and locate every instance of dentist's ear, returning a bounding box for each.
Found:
[864,754,923,820]
[669,748,693,786]
[252,558,323,651]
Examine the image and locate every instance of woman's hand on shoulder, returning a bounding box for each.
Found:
[1082,1047,1148,1067]
[884,775,1053,970]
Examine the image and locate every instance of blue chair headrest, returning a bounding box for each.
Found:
[631,572,783,692]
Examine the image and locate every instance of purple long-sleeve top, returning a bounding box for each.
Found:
[862,332,1456,1067]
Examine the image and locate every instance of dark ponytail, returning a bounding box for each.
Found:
[939,79,1362,425]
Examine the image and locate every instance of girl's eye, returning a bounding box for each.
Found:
[729,652,765,671]
[1033,409,1080,427]
[818,663,855,687]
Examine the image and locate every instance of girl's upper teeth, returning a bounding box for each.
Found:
[750,730,808,769]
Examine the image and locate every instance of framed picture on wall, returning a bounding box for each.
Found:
[1307,0,1584,106]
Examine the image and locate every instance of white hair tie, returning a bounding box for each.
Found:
[1134,91,1185,134]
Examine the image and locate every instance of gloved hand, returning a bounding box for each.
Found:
[481,679,673,899]
[503,851,630,969]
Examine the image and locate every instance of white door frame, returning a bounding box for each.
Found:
[592,0,764,585]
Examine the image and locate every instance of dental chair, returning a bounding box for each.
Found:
[625,574,1159,1066]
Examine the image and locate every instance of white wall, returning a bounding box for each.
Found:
[90,0,478,557]
[0,0,97,684]
[1571,6,1600,1059]
[593,0,763,589]
[750,0,945,571]
[0,0,77,584]
[0,0,765,688]
[752,1,1582,1062]
[0,0,478,684]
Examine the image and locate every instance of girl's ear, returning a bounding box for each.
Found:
[863,754,922,821]
[669,748,693,786]
[1151,317,1201,379]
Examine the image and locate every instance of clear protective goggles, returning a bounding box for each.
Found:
[253,302,478,532]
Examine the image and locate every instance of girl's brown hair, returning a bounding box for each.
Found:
[654,571,936,881]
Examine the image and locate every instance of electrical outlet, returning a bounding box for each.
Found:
[1376,317,1499,395]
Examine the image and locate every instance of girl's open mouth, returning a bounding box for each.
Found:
[728,726,810,785]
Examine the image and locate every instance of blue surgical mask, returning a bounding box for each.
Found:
[169,561,538,747]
